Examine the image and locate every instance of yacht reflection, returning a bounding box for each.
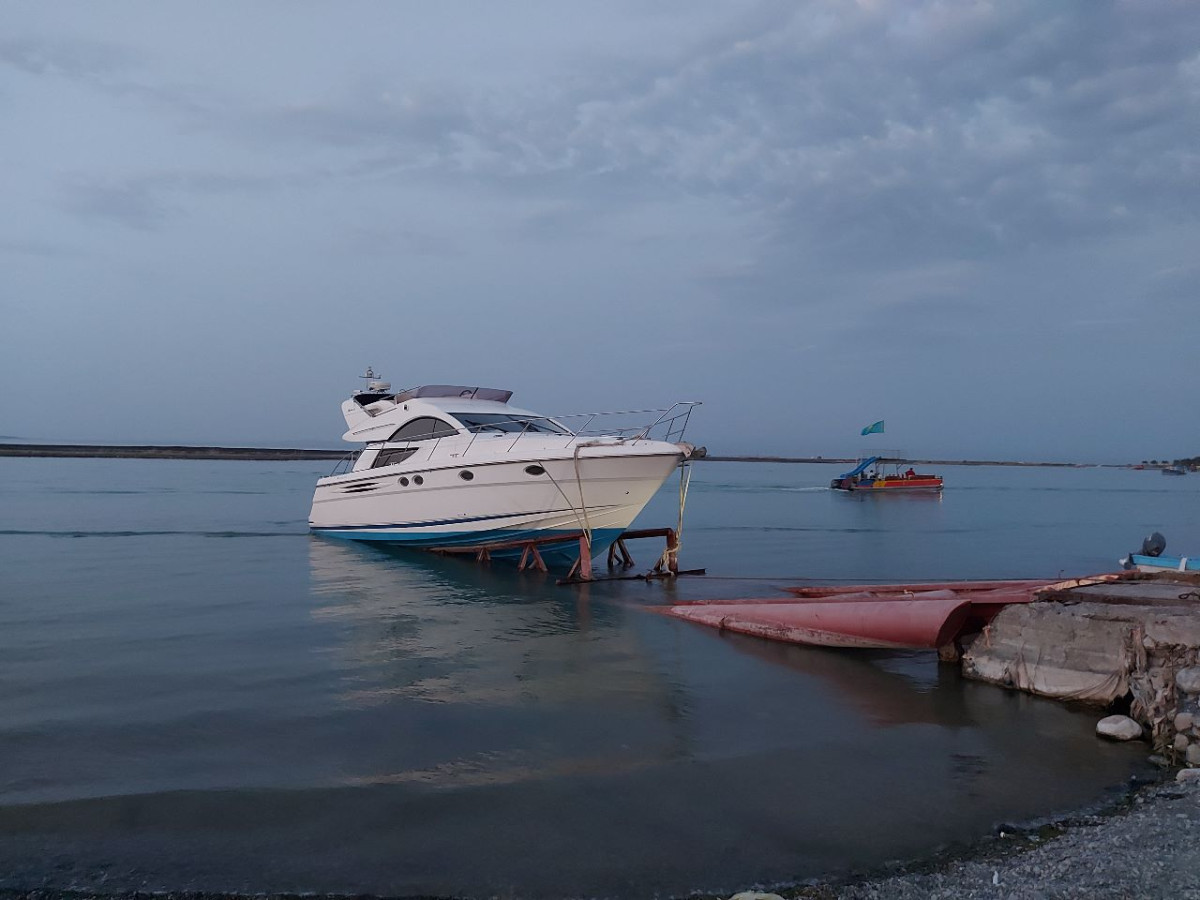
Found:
[307,536,675,710]
[306,537,698,788]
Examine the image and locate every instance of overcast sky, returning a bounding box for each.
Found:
[1,1,1197,461]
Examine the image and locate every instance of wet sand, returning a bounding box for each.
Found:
[1,777,1195,899]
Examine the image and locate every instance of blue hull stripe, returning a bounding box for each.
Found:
[1129,553,1198,571]
[311,505,616,532]
[312,525,626,556]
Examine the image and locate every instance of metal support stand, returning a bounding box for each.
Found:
[517,543,548,573]
[607,538,636,569]
[428,528,702,586]
[564,534,594,582]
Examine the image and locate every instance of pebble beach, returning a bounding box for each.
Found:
[793,775,1200,900]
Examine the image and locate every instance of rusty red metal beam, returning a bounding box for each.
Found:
[783,579,1052,597]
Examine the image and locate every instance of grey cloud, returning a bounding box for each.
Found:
[14,3,1200,232]
[240,79,476,152]
[513,202,607,242]
[62,179,173,230]
[344,224,460,258]
[0,238,79,258]
[0,36,136,81]
[0,35,238,144]
[59,171,279,229]
[0,1,1194,461]
[1144,264,1200,314]
[38,1,1191,303]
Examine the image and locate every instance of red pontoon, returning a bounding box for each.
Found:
[830,456,943,492]
[660,580,1054,650]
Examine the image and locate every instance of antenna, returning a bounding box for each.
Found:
[355,366,391,396]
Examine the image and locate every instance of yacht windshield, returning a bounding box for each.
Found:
[450,412,571,435]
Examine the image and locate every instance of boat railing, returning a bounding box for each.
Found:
[637,401,699,444]
[331,404,702,470]
[548,401,700,450]
[328,450,361,476]
[455,402,701,458]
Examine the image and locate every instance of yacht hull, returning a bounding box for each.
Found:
[309,447,682,561]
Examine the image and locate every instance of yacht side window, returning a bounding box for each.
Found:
[387,417,459,443]
[372,448,417,468]
[449,412,570,435]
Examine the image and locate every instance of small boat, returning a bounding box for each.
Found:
[1120,532,1199,573]
[830,456,943,492]
[308,370,700,567]
[1162,465,1188,476]
[1123,554,1199,573]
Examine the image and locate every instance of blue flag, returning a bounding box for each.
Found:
[861,420,885,436]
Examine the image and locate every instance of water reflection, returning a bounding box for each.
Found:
[306,536,1148,796]
[309,538,652,704]
[719,634,975,728]
[306,537,694,786]
[835,490,945,503]
[300,536,1156,896]
[0,460,1175,900]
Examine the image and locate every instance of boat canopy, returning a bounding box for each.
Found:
[838,456,879,480]
[391,385,513,404]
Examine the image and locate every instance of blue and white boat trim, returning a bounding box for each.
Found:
[1121,553,1200,573]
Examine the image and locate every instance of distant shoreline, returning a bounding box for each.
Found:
[704,455,1128,468]
[0,443,1133,467]
[0,443,345,461]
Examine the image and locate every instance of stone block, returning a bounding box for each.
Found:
[1188,743,1200,767]
[1177,667,1200,695]
[964,604,1133,702]
[1097,715,1142,741]
[1177,712,1195,731]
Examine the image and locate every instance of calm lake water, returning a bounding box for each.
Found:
[1,458,1197,898]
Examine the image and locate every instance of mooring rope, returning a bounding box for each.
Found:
[658,460,692,572]
[572,445,595,549]
[543,464,591,549]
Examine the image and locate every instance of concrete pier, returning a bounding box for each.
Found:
[0,443,345,461]
[962,573,1200,766]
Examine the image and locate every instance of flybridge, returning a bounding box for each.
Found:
[388,385,514,404]
[341,380,532,441]
[350,367,514,408]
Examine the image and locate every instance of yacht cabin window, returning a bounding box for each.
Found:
[449,412,570,435]
[372,448,417,468]
[387,417,459,442]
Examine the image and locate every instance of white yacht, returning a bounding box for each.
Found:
[309,370,699,565]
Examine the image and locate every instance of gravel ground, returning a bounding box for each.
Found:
[791,776,1200,900]
[0,779,1196,900]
